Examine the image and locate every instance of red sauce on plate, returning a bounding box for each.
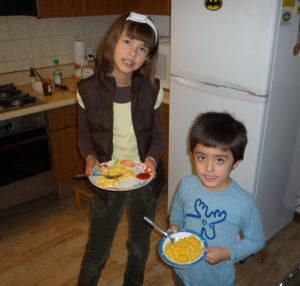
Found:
[136,173,151,180]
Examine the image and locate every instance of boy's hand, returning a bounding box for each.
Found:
[204,246,231,265]
[85,155,99,175]
[167,224,179,233]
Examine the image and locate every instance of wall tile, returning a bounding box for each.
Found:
[47,18,67,36]
[29,17,49,38]
[7,16,32,40]
[11,39,33,60]
[0,62,14,73]
[32,37,53,58]
[33,57,53,68]
[14,59,33,71]
[0,17,10,41]
[0,41,13,61]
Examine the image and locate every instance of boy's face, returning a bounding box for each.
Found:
[193,143,241,192]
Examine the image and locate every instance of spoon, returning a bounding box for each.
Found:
[144,217,178,244]
[74,173,122,179]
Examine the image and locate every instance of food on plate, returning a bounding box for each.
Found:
[120,159,136,167]
[136,172,151,180]
[164,234,203,264]
[97,164,135,188]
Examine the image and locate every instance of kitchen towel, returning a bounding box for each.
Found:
[74,40,87,77]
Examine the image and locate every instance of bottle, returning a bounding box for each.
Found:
[29,67,36,83]
[53,59,62,85]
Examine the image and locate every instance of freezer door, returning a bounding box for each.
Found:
[168,77,268,210]
[171,0,281,96]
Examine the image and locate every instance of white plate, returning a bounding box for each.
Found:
[159,229,208,268]
[89,159,153,191]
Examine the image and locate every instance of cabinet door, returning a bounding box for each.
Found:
[85,0,134,15]
[133,0,170,15]
[86,0,170,15]
[47,105,84,186]
[37,0,85,18]
[49,125,84,185]
[47,104,77,131]
[152,0,170,15]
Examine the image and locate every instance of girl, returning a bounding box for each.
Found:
[77,12,166,286]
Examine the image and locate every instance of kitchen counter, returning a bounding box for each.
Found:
[0,77,170,121]
[0,77,78,121]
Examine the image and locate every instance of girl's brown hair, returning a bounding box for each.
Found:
[96,12,159,90]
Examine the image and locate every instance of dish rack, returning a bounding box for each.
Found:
[277,263,300,286]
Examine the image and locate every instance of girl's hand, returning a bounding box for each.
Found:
[85,155,99,175]
[167,224,179,233]
[145,157,156,177]
[204,246,231,265]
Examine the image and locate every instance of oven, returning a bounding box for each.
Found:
[0,84,55,211]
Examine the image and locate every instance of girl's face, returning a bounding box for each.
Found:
[193,143,241,192]
[111,29,150,82]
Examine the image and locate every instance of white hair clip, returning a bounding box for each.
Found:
[126,12,158,44]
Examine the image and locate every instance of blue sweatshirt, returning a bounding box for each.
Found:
[170,175,265,286]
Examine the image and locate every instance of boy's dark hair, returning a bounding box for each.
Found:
[190,112,248,163]
[96,12,159,90]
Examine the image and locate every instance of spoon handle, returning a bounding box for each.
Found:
[144,217,168,237]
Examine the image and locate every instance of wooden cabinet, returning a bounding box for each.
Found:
[86,0,170,16]
[161,103,169,179]
[36,0,85,18]
[133,0,170,15]
[37,0,170,18]
[47,104,84,186]
[85,0,134,16]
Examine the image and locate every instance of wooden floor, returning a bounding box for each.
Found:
[0,182,299,286]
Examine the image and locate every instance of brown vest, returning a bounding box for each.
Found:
[77,70,165,196]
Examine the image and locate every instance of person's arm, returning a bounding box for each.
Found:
[169,183,185,230]
[145,87,166,174]
[77,104,99,175]
[228,200,266,264]
[204,200,265,265]
[145,105,166,171]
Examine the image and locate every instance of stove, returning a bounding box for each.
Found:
[0,83,44,113]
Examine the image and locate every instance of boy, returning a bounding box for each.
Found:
[168,112,265,286]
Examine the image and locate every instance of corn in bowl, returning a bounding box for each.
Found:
[163,234,204,264]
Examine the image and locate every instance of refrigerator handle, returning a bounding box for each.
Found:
[171,75,264,97]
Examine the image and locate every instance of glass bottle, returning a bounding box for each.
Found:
[53,59,62,85]
[29,67,36,83]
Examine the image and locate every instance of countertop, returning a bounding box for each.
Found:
[0,77,170,121]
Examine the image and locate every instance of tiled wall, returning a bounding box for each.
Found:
[0,14,170,84]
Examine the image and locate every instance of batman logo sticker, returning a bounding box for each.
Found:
[205,0,223,11]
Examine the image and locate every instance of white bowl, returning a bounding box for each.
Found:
[158,229,207,268]
[31,81,43,94]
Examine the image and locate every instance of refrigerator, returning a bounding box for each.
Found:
[168,0,300,240]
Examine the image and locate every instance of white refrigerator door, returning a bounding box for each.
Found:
[171,0,281,95]
[168,76,268,210]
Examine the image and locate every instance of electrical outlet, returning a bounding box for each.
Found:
[87,46,94,60]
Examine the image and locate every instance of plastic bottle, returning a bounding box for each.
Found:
[53,59,62,85]
[29,67,36,83]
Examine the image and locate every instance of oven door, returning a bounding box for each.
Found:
[0,119,55,210]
